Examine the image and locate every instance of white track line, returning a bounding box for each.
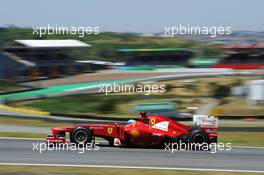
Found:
[0,163,263,173]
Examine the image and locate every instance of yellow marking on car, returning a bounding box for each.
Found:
[107,128,113,134]
[150,118,156,125]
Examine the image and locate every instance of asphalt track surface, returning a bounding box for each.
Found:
[0,138,263,172]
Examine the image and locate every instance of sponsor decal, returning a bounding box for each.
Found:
[114,138,121,146]
[151,121,169,131]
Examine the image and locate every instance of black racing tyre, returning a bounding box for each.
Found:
[161,136,179,148]
[106,138,114,147]
[190,129,209,144]
[70,126,92,145]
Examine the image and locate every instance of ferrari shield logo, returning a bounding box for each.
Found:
[108,128,113,134]
[150,118,156,125]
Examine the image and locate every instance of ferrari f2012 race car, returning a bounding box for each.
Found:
[46,112,218,148]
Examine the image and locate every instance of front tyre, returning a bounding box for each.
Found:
[70,126,92,145]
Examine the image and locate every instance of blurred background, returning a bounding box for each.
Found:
[0,0,264,174]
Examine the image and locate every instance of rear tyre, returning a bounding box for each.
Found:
[190,129,209,144]
[70,126,92,145]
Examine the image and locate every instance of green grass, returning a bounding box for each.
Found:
[215,97,264,116]
[219,121,264,127]
[20,94,138,114]
[0,166,262,175]
[219,132,264,147]
[0,80,28,94]
[0,115,71,127]
[0,131,46,138]
[15,94,183,115]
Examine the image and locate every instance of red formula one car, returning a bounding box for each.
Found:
[46,112,218,148]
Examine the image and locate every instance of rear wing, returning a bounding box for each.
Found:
[193,115,218,128]
[193,115,218,141]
